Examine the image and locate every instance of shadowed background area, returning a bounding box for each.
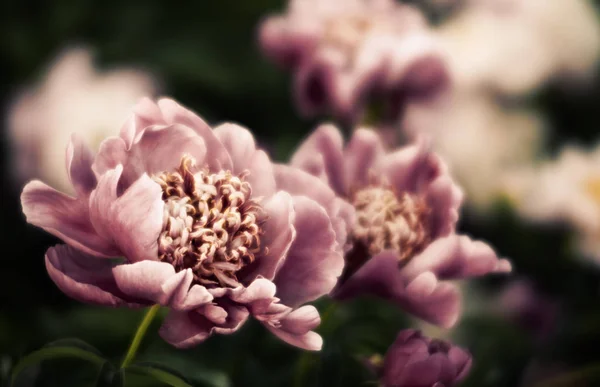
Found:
[2,1,600,386]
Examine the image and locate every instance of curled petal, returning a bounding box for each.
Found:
[92,137,128,177]
[334,251,461,327]
[344,128,385,189]
[66,134,97,196]
[274,196,344,308]
[112,261,213,310]
[89,166,164,263]
[239,192,295,282]
[45,244,136,306]
[274,164,338,210]
[21,181,118,257]
[265,305,323,351]
[425,168,464,238]
[291,123,347,195]
[159,303,249,349]
[156,98,232,171]
[380,141,434,194]
[214,123,277,198]
[403,235,512,281]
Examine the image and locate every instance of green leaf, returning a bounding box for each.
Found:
[11,339,107,386]
[43,337,104,356]
[124,364,192,387]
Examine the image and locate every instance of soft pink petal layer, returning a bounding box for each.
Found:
[66,135,97,196]
[239,191,295,282]
[159,303,250,349]
[265,305,323,351]
[381,144,463,238]
[335,251,461,327]
[344,128,385,189]
[290,124,347,195]
[156,98,232,171]
[21,181,118,257]
[274,164,354,253]
[96,124,208,191]
[213,123,277,198]
[274,196,343,308]
[403,235,512,281]
[45,244,136,306]
[112,261,212,310]
[89,166,164,263]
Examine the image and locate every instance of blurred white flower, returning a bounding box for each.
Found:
[437,0,600,95]
[8,47,158,193]
[507,144,600,259]
[404,93,546,211]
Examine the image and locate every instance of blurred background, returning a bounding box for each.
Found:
[2,0,600,386]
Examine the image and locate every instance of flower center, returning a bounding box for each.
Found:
[154,156,264,288]
[351,186,431,261]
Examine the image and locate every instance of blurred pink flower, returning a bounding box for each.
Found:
[437,0,600,95]
[496,279,558,340]
[21,98,346,350]
[507,144,600,261]
[8,47,158,193]
[259,0,450,124]
[284,124,511,327]
[403,93,546,211]
[379,329,472,387]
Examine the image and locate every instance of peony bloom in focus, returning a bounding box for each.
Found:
[259,0,450,124]
[8,47,158,193]
[21,98,347,350]
[507,144,600,261]
[282,124,511,327]
[376,329,472,387]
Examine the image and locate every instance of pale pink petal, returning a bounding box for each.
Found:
[403,235,512,281]
[112,261,213,309]
[92,136,129,177]
[21,181,118,257]
[66,135,97,196]
[448,347,472,382]
[344,128,385,189]
[89,166,164,263]
[156,98,232,171]
[335,251,461,327]
[274,196,343,308]
[213,123,277,198]
[274,164,338,211]
[266,305,323,351]
[425,171,464,238]
[159,303,249,349]
[380,142,434,194]
[290,123,347,195]
[239,192,295,282]
[45,244,137,306]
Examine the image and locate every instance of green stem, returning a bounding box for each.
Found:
[121,304,161,369]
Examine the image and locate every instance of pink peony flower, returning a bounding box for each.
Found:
[380,330,472,387]
[282,124,511,327]
[258,0,450,124]
[21,98,347,350]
